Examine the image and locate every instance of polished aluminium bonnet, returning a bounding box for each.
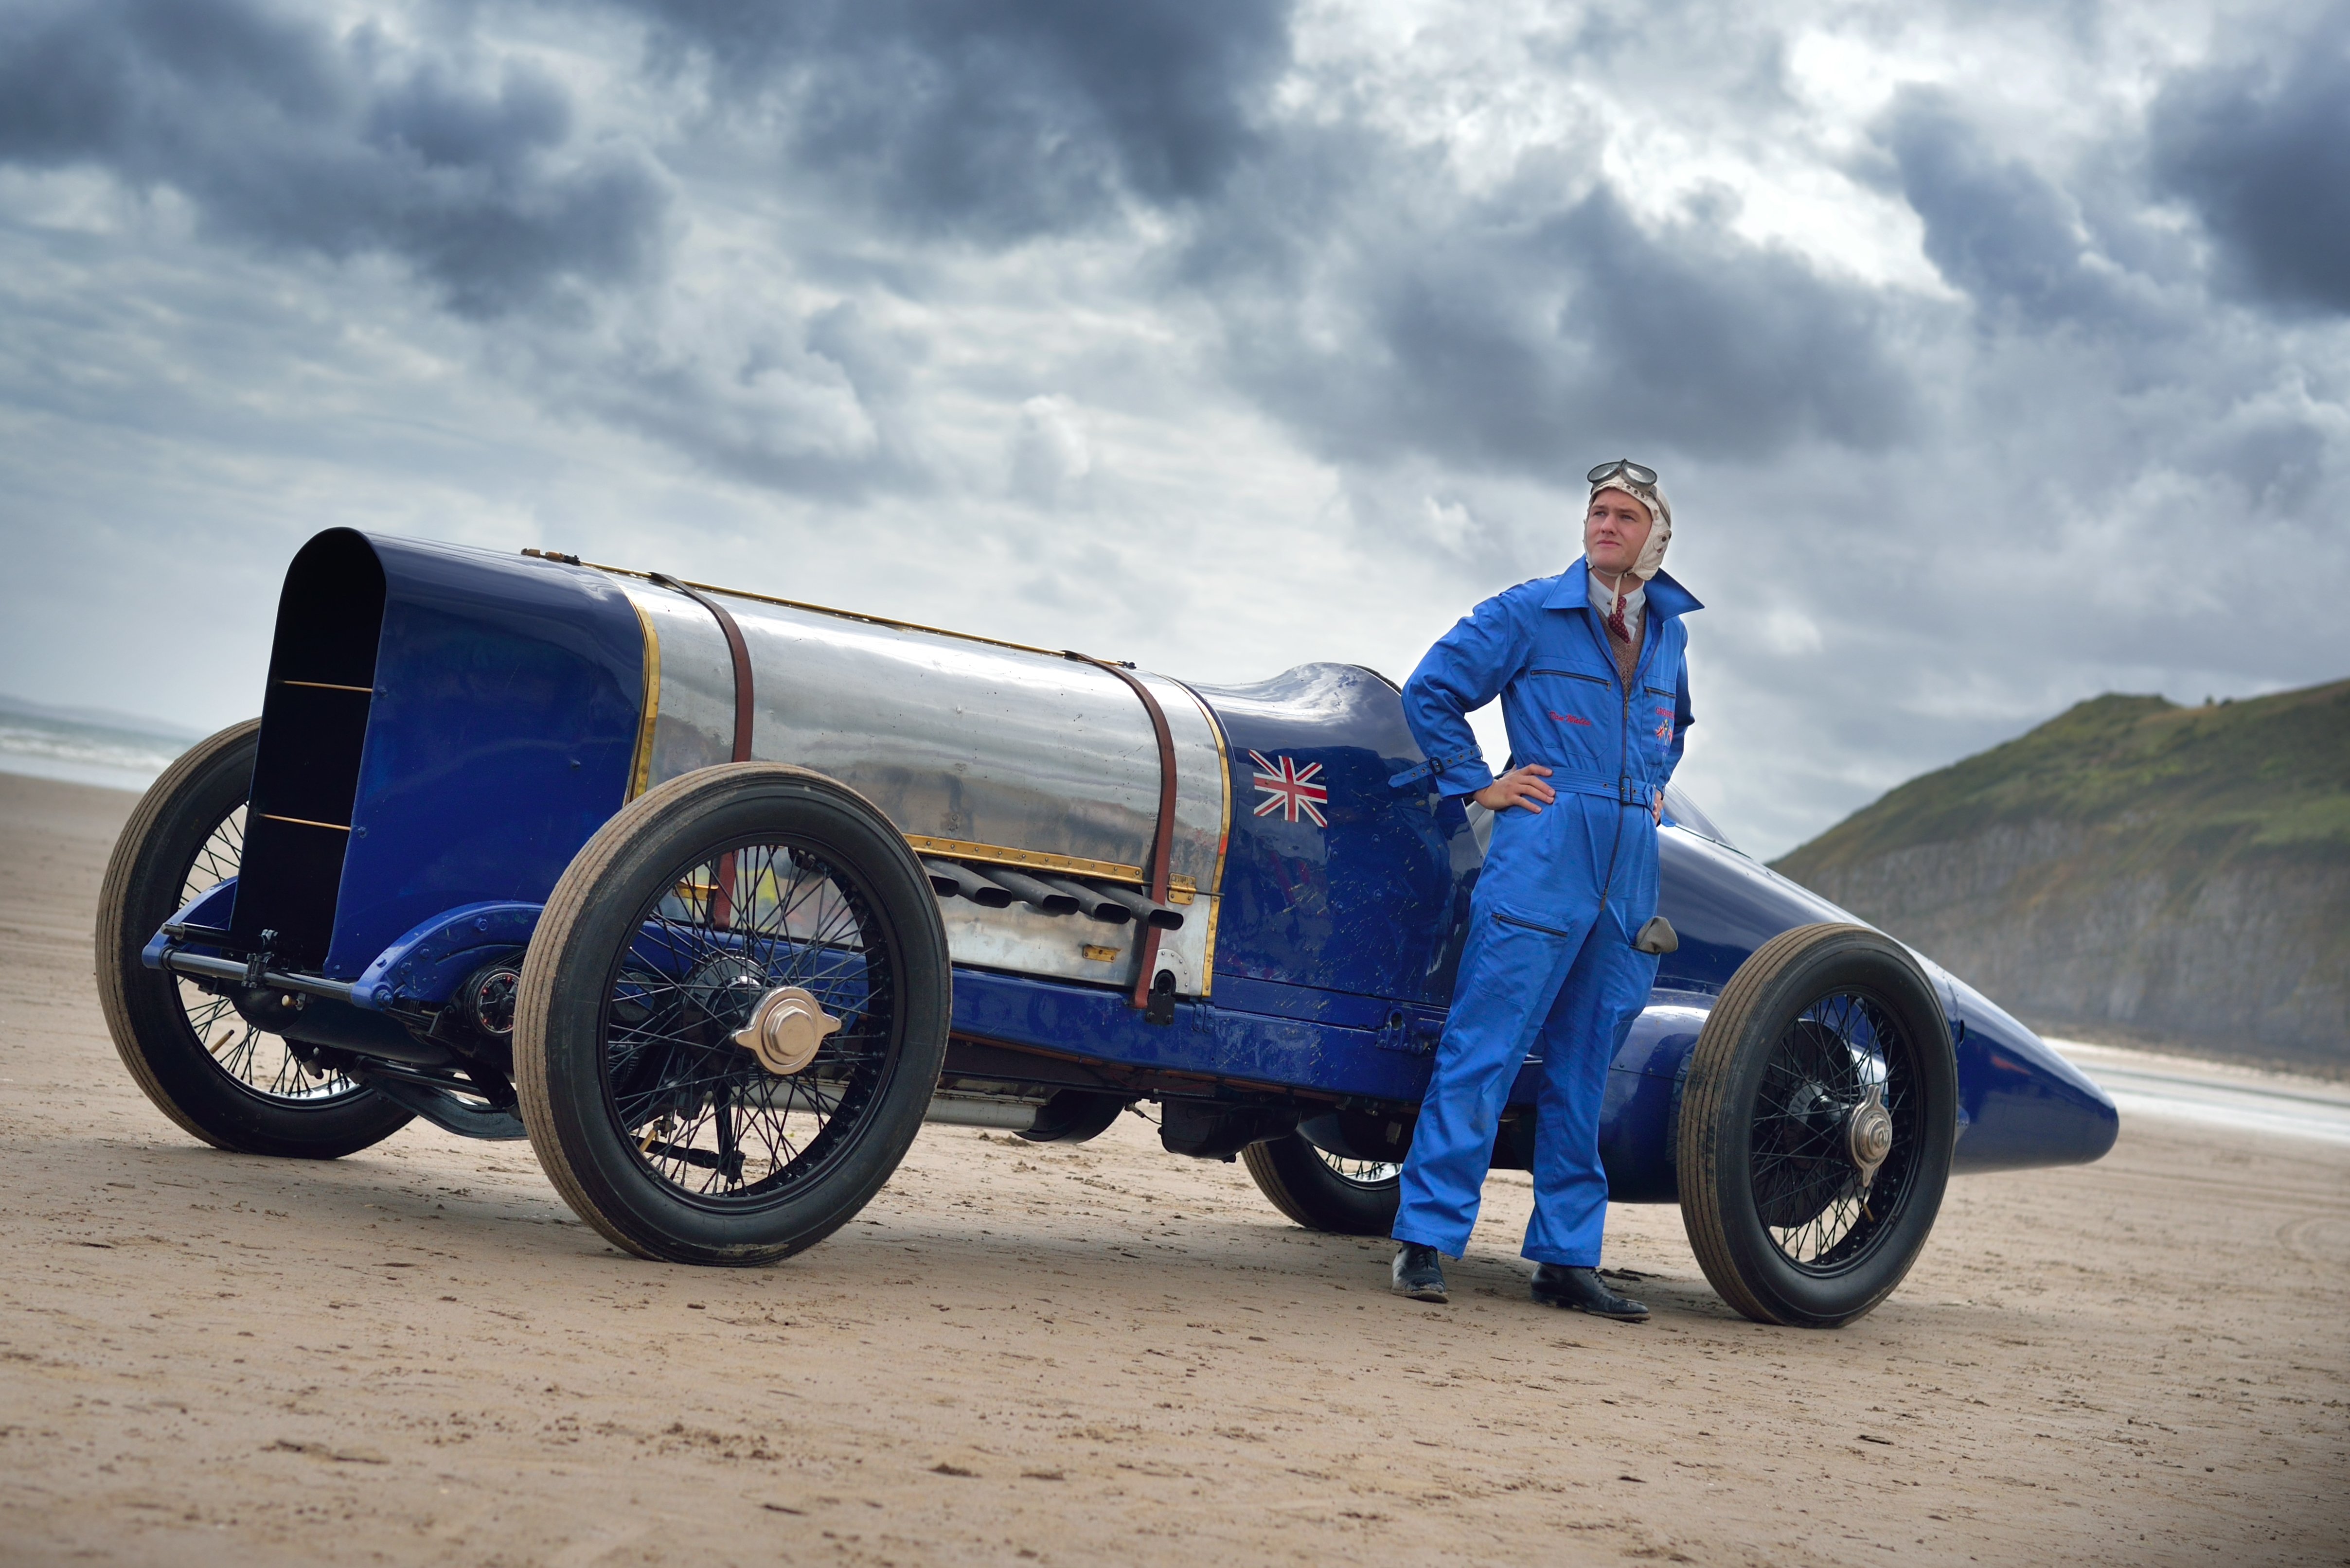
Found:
[617,577,1230,998]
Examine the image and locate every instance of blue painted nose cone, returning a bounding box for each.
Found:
[1943,978,2119,1173]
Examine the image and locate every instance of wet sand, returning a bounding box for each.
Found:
[1,770,2343,1566]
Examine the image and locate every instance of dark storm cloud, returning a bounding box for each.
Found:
[1533,190,1917,457]
[543,296,937,502]
[1201,160,1917,486]
[2148,11,2350,316]
[628,0,1291,242]
[0,0,667,317]
[3,0,2346,862]
[1879,87,2119,328]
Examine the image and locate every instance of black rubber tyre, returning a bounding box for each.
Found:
[93,719,413,1158]
[1242,1132,1402,1235]
[1676,923,1958,1328]
[514,764,951,1266]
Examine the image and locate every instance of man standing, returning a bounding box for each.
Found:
[1387,460,1698,1318]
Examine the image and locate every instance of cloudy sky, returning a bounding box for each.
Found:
[1,0,2344,857]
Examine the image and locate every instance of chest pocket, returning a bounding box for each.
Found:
[1522,666,1615,774]
[1631,638,1682,767]
[1526,667,1613,714]
[1636,693,1674,760]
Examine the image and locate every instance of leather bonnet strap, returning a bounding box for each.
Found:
[652,574,755,764]
[1065,652,1177,1012]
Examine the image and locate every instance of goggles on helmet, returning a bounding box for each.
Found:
[1587,458,1658,486]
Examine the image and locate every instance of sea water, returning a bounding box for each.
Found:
[0,703,197,793]
[2052,1039,2350,1147]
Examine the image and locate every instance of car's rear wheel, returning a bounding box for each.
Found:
[515,764,950,1266]
[1243,1131,1401,1235]
[1676,923,1957,1327]
[94,719,411,1158]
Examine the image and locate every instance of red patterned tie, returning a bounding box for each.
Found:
[1605,589,1632,644]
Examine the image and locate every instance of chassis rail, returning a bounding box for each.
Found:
[159,947,356,1005]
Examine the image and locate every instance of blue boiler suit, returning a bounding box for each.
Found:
[1390,558,1700,1266]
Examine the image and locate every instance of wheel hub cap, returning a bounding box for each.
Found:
[731,986,841,1076]
[1845,1079,1893,1188]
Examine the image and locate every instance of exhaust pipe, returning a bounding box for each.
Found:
[922,859,1015,908]
[1038,876,1133,924]
[925,1092,1042,1131]
[984,868,1080,917]
[1096,883,1185,930]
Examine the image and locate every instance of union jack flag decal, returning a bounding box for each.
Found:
[1249,751,1328,827]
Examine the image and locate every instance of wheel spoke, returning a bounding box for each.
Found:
[605,834,899,1207]
[1750,987,1922,1273]
[167,793,361,1107]
[1312,1149,1400,1186]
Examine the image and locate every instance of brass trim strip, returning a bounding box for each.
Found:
[556,554,1069,660]
[625,597,660,801]
[260,813,350,832]
[904,834,1197,900]
[279,680,374,694]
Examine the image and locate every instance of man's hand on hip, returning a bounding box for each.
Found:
[1473,765,1556,814]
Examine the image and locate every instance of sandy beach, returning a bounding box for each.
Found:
[1,769,2342,1567]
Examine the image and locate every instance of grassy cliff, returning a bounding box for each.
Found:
[1772,679,2350,1070]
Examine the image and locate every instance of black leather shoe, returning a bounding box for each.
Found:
[1531,1264,1649,1321]
[1391,1243,1448,1302]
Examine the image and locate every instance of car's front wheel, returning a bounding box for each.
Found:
[1676,923,1958,1327]
[514,763,951,1266]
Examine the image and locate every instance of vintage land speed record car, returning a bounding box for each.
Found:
[96,530,2118,1326]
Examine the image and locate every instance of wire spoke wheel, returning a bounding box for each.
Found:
[95,719,412,1158]
[166,804,365,1107]
[516,764,950,1266]
[1243,1126,1403,1235]
[1677,923,1957,1328]
[1748,992,1919,1271]
[602,839,898,1206]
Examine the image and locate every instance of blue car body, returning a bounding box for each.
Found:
[149,530,2119,1192]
